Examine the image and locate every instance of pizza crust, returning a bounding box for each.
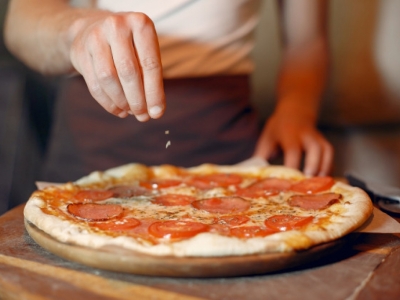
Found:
[24,163,373,257]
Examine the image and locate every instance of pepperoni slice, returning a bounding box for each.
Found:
[237,178,293,198]
[288,193,342,210]
[152,194,195,206]
[230,226,277,238]
[108,185,150,198]
[192,197,251,214]
[264,215,314,231]
[140,179,182,190]
[73,189,114,202]
[67,203,123,221]
[214,215,250,226]
[93,218,141,231]
[250,178,293,191]
[148,220,209,239]
[185,173,243,189]
[290,177,335,194]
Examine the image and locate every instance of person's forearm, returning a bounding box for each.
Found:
[4,0,104,75]
[275,37,329,122]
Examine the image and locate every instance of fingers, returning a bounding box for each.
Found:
[283,144,302,171]
[107,15,148,120]
[89,32,133,114]
[253,133,277,162]
[302,137,322,176]
[317,140,334,176]
[70,12,165,121]
[130,14,165,119]
[302,135,334,176]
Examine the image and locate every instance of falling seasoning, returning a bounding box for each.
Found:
[165,130,171,148]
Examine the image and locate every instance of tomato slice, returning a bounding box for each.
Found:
[152,194,195,206]
[140,179,182,190]
[93,218,141,231]
[185,173,243,189]
[192,197,251,214]
[230,226,277,238]
[290,177,335,194]
[73,190,114,202]
[214,215,250,226]
[148,220,209,239]
[125,218,158,236]
[264,215,314,231]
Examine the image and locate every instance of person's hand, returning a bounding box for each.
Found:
[69,12,165,121]
[253,104,333,176]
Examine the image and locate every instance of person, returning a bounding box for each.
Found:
[4,0,333,183]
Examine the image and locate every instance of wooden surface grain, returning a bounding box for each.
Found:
[1,205,400,300]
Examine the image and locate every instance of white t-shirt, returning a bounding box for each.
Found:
[95,0,262,78]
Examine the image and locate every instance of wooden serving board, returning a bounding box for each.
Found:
[25,219,352,278]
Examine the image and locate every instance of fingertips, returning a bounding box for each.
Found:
[135,113,150,122]
[148,104,165,119]
[303,142,322,176]
[283,147,302,171]
[318,142,334,176]
[302,137,334,176]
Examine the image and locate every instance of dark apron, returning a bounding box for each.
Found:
[41,75,260,182]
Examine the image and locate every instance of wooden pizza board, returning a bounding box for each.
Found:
[25,219,354,278]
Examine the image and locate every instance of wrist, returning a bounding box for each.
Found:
[274,95,319,124]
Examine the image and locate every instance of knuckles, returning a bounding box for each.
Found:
[96,67,117,85]
[117,59,138,80]
[140,57,162,72]
[101,12,155,34]
[126,12,155,32]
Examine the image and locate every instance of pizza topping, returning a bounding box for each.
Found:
[230,226,277,238]
[139,179,182,190]
[290,176,335,194]
[125,218,158,236]
[148,220,209,239]
[236,188,279,198]
[108,185,150,198]
[288,193,342,210]
[213,215,250,226]
[236,178,293,198]
[192,197,251,214]
[73,189,114,202]
[152,194,195,206]
[185,173,243,189]
[209,224,231,235]
[67,203,123,221]
[92,218,141,231]
[264,215,314,231]
[249,178,293,191]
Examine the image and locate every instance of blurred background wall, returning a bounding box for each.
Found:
[1,0,400,214]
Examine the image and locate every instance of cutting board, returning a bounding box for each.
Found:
[25,220,353,278]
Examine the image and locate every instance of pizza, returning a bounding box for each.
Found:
[24,163,373,258]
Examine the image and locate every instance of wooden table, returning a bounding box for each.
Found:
[1,205,400,300]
